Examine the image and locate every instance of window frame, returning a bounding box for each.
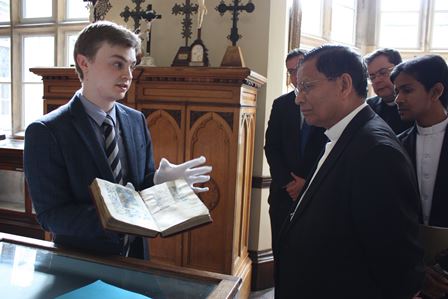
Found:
[375,0,448,56]
[300,0,357,48]
[428,0,448,50]
[1,0,88,136]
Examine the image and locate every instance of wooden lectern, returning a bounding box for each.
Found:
[30,66,266,299]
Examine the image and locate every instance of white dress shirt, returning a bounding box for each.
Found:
[416,117,448,224]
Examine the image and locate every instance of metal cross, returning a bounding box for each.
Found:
[172,0,199,47]
[120,0,161,31]
[216,0,255,46]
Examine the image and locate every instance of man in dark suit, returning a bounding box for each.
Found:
[264,48,326,257]
[24,21,210,259]
[364,48,413,134]
[392,55,448,299]
[275,45,424,299]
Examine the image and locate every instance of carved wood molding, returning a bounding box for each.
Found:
[190,111,234,131]
[139,67,266,89]
[142,108,182,128]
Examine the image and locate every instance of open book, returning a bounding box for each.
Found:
[90,178,212,238]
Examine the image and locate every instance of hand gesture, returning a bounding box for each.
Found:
[154,156,212,193]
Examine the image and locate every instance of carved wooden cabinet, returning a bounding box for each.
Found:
[30,67,266,299]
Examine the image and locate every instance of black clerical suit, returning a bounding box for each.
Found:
[398,125,448,227]
[367,95,413,134]
[275,106,424,299]
[399,125,448,299]
[264,90,326,254]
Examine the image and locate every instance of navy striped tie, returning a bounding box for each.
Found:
[102,115,123,185]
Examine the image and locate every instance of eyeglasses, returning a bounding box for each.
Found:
[294,78,332,96]
[368,66,394,81]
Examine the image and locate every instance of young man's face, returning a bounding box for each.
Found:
[394,72,433,122]
[367,55,395,102]
[77,42,136,109]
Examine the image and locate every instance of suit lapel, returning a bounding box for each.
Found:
[288,106,376,227]
[287,91,301,159]
[116,104,138,185]
[406,127,418,169]
[430,124,448,224]
[68,95,114,182]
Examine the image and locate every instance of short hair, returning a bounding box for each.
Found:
[74,21,141,80]
[364,48,402,66]
[303,44,368,98]
[286,48,307,63]
[390,55,448,108]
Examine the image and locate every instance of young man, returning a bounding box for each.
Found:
[24,21,210,259]
[275,45,424,299]
[392,55,448,299]
[264,48,326,258]
[364,48,413,134]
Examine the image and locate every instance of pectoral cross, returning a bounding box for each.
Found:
[172,0,199,47]
[216,0,255,46]
[120,0,161,31]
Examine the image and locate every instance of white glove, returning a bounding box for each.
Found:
[125,182,135,191]
[154,156,212,193]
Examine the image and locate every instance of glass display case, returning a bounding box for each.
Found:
[0,233,241,299]
[0,139,46,239]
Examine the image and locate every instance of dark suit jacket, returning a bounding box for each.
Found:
[367,95,413,134]
[398,125,448,227]
[24,94,155,257]
[275,106,424,299]
[264,91,326,250]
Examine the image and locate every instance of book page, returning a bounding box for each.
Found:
[96,179,160,233]
[139,179,210,234]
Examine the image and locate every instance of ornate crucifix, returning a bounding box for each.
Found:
[172,0,199,47]
[120,0,161,31]
[216,0,255,46]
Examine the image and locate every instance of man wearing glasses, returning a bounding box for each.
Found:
[275,45,424,299]
[264,49,326,267]
[364,48,413,134]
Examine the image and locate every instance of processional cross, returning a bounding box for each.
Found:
[172,0,199,47]
[120,0,161,60]
[216,0,255,46]
[120,0,161,31]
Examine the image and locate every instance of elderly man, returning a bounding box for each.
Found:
[275,45,424,299]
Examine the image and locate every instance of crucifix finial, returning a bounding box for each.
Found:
[216,0,255,46]
[120,0,161,31]
[172,0,199,47]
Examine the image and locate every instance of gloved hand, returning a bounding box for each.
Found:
[125,182,135,191]
[154,156,212,193]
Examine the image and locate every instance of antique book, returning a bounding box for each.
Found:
[90,178,212,238]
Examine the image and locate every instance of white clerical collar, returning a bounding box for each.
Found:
[325,102,368,143]
[383,99,397,107]
[416,117,448,136]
